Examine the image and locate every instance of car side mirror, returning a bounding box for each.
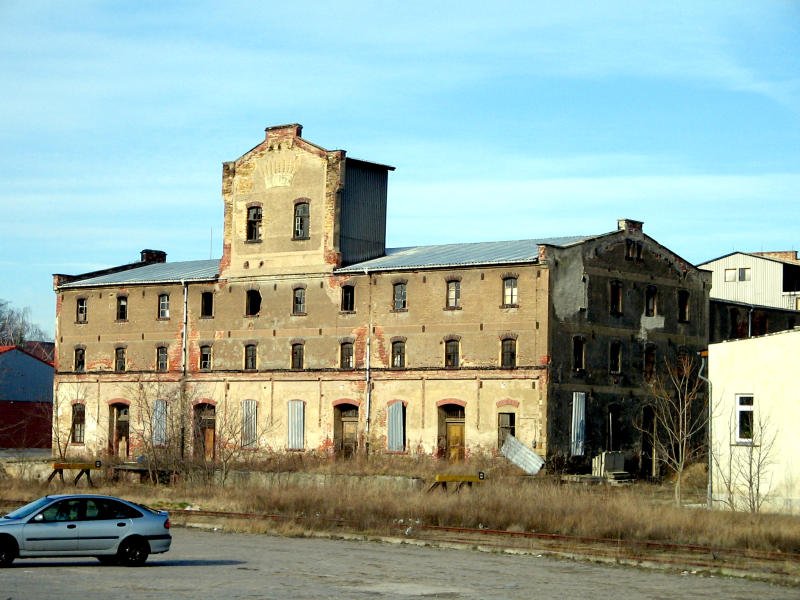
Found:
[32,513,44,522]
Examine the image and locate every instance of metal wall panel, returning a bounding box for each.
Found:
[340,160,388,266]
[287,400,304,450]
[387,402,405,451]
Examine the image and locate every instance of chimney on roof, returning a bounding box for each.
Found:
[141,249,167,264]
[617,218,643,234]
[265,123,303,142]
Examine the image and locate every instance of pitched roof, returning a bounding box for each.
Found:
[336,236,594,273]
[57,259,219,289]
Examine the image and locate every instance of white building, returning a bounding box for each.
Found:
[699,251,800,311]
[709,328,800,514]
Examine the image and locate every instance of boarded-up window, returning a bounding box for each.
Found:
[242,399,257,448]
[387,402,406,452]
[571,392,585,456]
[287,400,305,450]
[152,399,167,446]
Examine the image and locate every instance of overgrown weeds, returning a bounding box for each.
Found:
[2,457,799,554]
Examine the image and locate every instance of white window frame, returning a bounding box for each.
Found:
[736,394,754,443]
[158,294,170,319]
[724,268,736,282]
[503,277,518,306]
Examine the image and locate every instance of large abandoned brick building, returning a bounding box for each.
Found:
[53,124,709,474]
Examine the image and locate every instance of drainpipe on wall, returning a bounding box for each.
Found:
[180,279,188,458]
[697,350,712,510]
[364,269,371,455]
[748,306,753,338]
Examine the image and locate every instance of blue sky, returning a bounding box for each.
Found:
[2,1,799,335]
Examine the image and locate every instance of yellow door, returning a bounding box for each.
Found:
[446,422,465,461]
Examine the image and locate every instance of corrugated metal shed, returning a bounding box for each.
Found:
[336,236,593,273]
[57,259,219,289]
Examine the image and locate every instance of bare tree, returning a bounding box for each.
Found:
[644,352,708,506]
[0,299,48,345]
[713,410,777,513]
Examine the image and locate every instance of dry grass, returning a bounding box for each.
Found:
[2,457,800,555]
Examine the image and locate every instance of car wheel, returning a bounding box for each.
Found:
[117,537,149,567]
[0,537,17,567]
[96,555,118,565]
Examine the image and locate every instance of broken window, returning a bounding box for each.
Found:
[156,346,168,372]
[340,342,354,369]
[116,296,128,321]
[244,344,257,370]
[391,340,405,368]
[245,289,261,316]
[341,285,355,312]
[242,399,258,448]
[625,239,643,261]
[71,404,85,444]
[76,298,87,323]
[293,202,309,239]
[291,343,304,370]
[114,347,126,372]
[293,288,306,315]
[387,402,407,452]
[502,277,518,306]
[152,399,167,446]
[444,339,460,368]
[572,336,586,372]
[610,280,623,315]
[246,205,262,242]
[158,294,170,319]
[201,291,214,318]
[287,399,305,450]
[498,412,516,449]
[609,340,622,374]
[643,344,656,381]
[446,280,461,309]
[736,395,754,443]
[393,282,407,310]
[677,290,690,323]
[74,347,85,373]
[501,338,516,368]
[645,285,658,317]
[199,345,212,370]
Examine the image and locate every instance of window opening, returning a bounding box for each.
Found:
[74,348,85,372]
[677,290,690,323]
[246,206,262,241]
[502,277,518,306]
[199,345,212,370]
[393,282,407,310]
[572,336,585,372]
[445,339,460,368]
[116,296,127,321]
[341,285,355,312]
[387,402,406,452]
[737,395,754,442]
[245,290,261,316]
[71,404,85,444]
[293,202,309,239]
[152,399,167,446]
[391,341,405,368]
[498,412,516,448]
[610,280,623,315]
[76,298,87,323]
[114,348,126,372]
[156,346,168,372]
[501,338,516,368]
[158,294,170,319]
[201,291,214,317]
[645,285,657,317]
[287,400,305,450]
[291,343,304,370]
[340,342,354,369]
[244,344,257,370]
[293,288,306,315]
[644,344,656,380]
[446,280,461,309]
[609,340,622,374]
[242,399,258,448]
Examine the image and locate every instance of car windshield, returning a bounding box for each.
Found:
[3,496,55,520]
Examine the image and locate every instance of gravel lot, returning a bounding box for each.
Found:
[1,527,797,599]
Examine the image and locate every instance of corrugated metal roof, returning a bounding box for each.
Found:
[336,236,594,273]
[58,259,220,289]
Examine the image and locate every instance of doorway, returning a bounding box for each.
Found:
[108,403,130,459]
[334,404,359,458]
[438,403,465,461]
[193,403,216,461]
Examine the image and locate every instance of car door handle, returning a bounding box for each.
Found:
[67,524,77,529]
[116,522,127,527]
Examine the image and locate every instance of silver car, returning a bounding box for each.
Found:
[0,494,171,567]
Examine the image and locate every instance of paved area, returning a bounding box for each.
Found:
[1,527,796,599]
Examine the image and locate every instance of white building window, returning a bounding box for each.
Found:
[158,294,170,319]
[736,395,754,443]
[738,268,751,282]
[724,268,736,282]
